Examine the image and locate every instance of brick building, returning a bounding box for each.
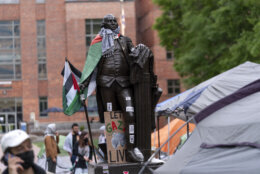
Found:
[0,0,181,132]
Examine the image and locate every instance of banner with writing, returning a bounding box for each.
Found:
[104,111,127,163]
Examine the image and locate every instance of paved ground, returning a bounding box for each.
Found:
[37,155,72,174]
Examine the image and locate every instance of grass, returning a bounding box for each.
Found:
[93,138,99,149]
[33,137,99,157]
[33,141,68,157]
[33,141,43,148]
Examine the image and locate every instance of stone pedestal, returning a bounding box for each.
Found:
[88,162,162,174]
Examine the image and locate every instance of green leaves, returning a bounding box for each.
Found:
[153,0,260,88]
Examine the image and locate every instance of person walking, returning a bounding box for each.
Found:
[44,123,60,173]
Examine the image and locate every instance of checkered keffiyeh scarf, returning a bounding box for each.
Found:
[99,26,120,57]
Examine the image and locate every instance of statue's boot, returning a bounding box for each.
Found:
[127,147,144,162]
[126,124,144,162]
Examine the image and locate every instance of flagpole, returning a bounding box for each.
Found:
[120,0,125,35]
[64,57,97,163]
[80,93,97,164]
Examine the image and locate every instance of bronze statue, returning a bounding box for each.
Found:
[80,14,161,162]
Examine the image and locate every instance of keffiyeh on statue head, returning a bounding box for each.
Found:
[99,14,120,57]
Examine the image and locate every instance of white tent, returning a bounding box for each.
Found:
[156,61,260,121]
[154,61,260,174]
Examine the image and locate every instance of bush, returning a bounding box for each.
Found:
[80,125,85,131]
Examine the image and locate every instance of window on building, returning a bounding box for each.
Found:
[85,19,102,51]
[166,50,174,60]
[167,79,180,95]
[39,97,48,117]
[0,98,22,132]
[36,0,45,3]
[0,21,21,80]
[0,98,22,113]
[37,20,47,79]
[0,0,19,4]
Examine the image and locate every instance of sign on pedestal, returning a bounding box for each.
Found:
[104,111,127,164]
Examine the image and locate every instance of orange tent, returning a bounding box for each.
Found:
[151,118,196,155]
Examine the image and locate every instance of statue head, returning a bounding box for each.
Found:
[101,14,118,31]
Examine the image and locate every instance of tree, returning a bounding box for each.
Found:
[153,0,260,87]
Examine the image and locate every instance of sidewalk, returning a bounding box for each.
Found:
[37,155,72,174]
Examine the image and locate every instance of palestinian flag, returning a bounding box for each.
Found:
[79,33,120,94]
[62,60,82,115]
[79,35,103,96]
[79,33,120,99]
[61,34,105,116]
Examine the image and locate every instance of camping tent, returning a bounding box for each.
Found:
[156,61,260,122]
[151,118,195,155]
[155,62,260,174]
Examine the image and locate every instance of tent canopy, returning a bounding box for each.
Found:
[156,61,260,121]
[155,62,260,174]
[151,119,195,155]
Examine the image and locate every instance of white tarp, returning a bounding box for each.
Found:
[156,61,260,121]
[155,61,260,174]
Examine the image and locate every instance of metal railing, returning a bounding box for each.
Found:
[138,116,194,174]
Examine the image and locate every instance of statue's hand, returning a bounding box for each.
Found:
[79,83,86,91]
[130,43,149,58]
[136,43,147,50]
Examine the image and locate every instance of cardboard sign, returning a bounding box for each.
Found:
[104,111,127,163]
